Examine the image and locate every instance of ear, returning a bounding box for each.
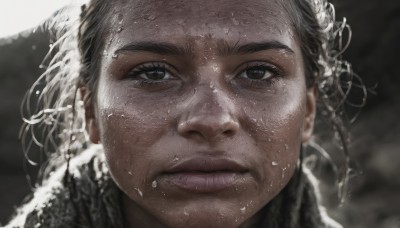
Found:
[80,86,100,144]
[302,85,317,143]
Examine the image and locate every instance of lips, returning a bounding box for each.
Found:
[161,157,249,193]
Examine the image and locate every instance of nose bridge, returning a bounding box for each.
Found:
[177,82,239,142]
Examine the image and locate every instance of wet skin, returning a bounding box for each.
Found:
[85,0,316,227]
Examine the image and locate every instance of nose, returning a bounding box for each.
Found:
[177,86,240,143]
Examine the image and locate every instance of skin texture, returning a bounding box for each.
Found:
[85,0,316,227]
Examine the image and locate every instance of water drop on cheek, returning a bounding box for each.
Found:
[152,180,158,188]
[183,209,189,216]
[173,155,180,162]
[240,206,246,213]
[272,161,278,166]
[134,188,143,197]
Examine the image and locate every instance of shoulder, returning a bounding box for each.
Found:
[5,145,123,228]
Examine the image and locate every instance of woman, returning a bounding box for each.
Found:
[7,0,355,227]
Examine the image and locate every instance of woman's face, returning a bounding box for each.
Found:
[87,0,316,227]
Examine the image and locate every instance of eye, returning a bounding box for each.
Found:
[127,62,175,81]
[238,64,278,81]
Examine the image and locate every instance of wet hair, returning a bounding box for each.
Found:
[19,0,365,226]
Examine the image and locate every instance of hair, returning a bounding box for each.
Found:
[18,0,366,226]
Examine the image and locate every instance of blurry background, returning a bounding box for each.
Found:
[0,0,399,227]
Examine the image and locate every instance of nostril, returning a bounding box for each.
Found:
[223,129,235,137]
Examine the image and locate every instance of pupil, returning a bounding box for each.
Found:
[247,69,265,79]
[146,70,165,80]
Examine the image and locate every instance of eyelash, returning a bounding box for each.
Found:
[236,62,282,88]
[126,62,174,86]
[125,61,282,89]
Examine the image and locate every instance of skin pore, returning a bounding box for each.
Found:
[85,0,316,227]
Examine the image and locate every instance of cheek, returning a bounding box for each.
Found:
[243,85,305,192]
[95,82,172,198]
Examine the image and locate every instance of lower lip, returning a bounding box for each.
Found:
[162,172,242,193]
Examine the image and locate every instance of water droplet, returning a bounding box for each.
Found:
[144,15,156,20]
[112,54,118,59]
[35,90,40,95]
[152,180,158,188]
[240,206,246,213]
[232,18,239,26]
[284,144,289,150]
[134,188,143,197]
[128,171,133,176]
[184,211,189,216]
[173,156,180,162]
[117,26,124,32]
[267,138,272,142]
[107,113,113,118]
[223,28,229,34]
[103,50,108,56]
[272,161,278,166]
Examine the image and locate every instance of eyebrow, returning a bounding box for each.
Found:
[219,40,295,56]
[115,40,294,56]
[115,41,187,55]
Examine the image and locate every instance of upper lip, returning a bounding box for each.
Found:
[165,156,248,174]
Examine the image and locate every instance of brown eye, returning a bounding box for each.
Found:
[246,68,272,80]
[239,66,274,80]
[127,62,175,81]
[145,69,166,80]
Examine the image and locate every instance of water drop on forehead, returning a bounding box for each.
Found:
[144,14,156,21]
[232,18,239,26]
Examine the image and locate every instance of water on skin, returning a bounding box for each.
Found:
[144,14,156,21]
[134,188,143,197]
[152,180,158,188]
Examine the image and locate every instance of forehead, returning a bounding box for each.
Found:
[107,0,295,45]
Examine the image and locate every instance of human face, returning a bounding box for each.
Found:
[87,0,316,227]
